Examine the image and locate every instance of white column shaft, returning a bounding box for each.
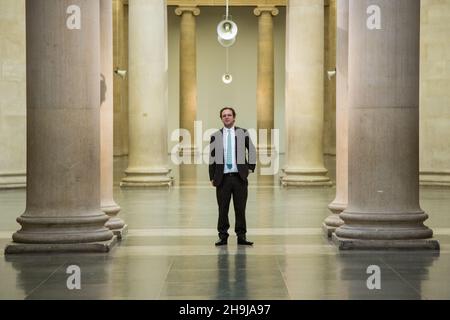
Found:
[282,0,331,187]
[121,0,172,187]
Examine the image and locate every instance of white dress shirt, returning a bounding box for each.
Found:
[223,127,238,173]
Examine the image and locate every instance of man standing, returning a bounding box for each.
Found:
[209,107,256,246]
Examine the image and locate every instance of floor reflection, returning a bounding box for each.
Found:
[215,247,249,299]
[5,254,113,299]
[2,155,450,299]
[336,251,440,299]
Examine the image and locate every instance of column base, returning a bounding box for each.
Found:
[102,203,121,216]
[111,224,128,240]
[337,210,436,238]
[322,200,346,237]
[420,171,450,188]
[322,215,344,237]
[281,167,332,187]
[102,203,127,237]
[120,168,173,187]
[322,223,336,237]
[5,236,118,254]
[0,172,26,189]
[328,201,346,214]
[332,233,440,250]
[106,216,126,230]
[12,212,115,244]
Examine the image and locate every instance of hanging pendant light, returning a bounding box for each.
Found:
[222,47,232,84]
[218,0,236,84]
[217,20,238,47]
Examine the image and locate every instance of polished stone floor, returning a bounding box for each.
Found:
[0,156,450,300]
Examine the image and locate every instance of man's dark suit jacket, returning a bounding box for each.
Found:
[209,127,256,186]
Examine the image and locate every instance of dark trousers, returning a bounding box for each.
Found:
[216,173,248,239]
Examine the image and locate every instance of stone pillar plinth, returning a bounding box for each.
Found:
[254,6,278,154]
[175,6,200,155]
[120,0,172,187]
[281,0,331,187]
[324,0,347,236]
[6,0,115,254]
[101,0,127,238]
[333,0,439,250]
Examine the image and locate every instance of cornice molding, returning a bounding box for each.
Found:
[168,0,286,6]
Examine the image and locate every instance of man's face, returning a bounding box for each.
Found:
[221,109,235,127]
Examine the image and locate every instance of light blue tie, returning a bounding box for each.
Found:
[226,129,232,169]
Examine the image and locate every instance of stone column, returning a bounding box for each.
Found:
[323,0,337,156]
[281,0,332,187]
[100,0,127,238]
[175,6,200,155]
[0,0,26,189]
[323,0,348,236]
[6,0,115,254]
[121,0,172,187]
[254,6,278,154]
[333,0,439,250]
[112,0,129,157]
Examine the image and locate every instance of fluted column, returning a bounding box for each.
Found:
[101,0,127,238]
[281,0,331,187]
[254,6,278,154]
[333,0,439,250]
[323,0,347,236]
[121,0,172,187]
[6,0,115,254]
[175,6,200,155]
[0,0,26,189]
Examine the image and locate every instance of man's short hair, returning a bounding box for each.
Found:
[220,107,236,118]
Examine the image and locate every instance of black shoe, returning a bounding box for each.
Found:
[237,237,254,246]
[215,238,228,246]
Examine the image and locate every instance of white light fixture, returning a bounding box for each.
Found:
[222,47,232,85]
[217,35,236,48]
[114,69,127,79]
[217,20,238,45]
[218,0,236,84]
[327,68,336,80]
[222,73,233,84]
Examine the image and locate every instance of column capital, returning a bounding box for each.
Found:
[175,5,200,16]
[253,5,279,17]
